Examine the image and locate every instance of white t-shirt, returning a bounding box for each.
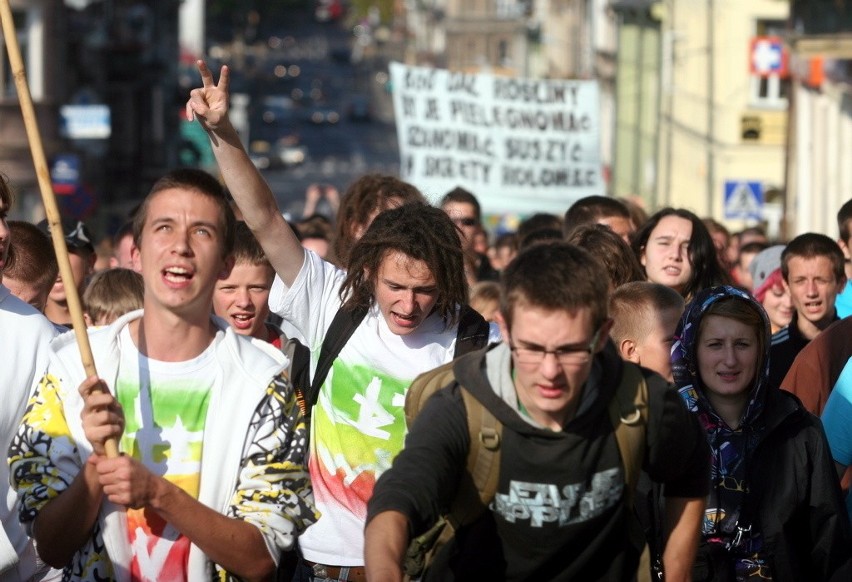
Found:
[269,251,496,565]
[116,327,216,581]
[0,287,56,581]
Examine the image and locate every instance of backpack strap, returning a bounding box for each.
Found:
[285,338,311,417]
[609,361,649,502]
[404,354,502,529]
[453,305,492,358]
[445,387,502,528]
[304,305,369,410]
[404,360,458,428]
[405,385,501,581]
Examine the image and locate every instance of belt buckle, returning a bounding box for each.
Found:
[311,562,330,578]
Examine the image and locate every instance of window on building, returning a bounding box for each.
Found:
[495,0,520,19]
[499,39,510,67]
[749,19,790,109]
[0,9,27,100]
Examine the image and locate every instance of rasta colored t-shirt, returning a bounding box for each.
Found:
[268,251,502,566]
[116,327,216,582]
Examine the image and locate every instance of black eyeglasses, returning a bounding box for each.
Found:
[508,328,603,367]
[451,217,477,227]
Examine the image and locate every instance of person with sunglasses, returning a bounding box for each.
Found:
[366,242,710,581]
[441,187,499,283]
[671,286,851,581]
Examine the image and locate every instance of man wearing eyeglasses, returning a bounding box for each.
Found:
[365,242,710,581]
[441,187,500,282]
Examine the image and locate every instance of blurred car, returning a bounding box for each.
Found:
[258,95,296,125]
[248,138,307,170]
[315,0,344,22]
[308,106,340,125]
[249,140,275,170]
[277,142,308,166]
[347,95,372,122]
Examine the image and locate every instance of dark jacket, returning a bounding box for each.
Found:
[748,388,852,581]
[368,342,709,581]
[672,286,851,582]
[768,311,841,389]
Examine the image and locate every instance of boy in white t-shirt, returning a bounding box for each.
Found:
[188,61,496,580]
[9,169,317,581]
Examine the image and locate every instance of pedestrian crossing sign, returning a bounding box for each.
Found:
[724,181,763,220]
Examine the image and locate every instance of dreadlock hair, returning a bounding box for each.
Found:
[339,202,467,327]
[332,174,425,268]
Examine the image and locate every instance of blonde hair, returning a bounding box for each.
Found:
[470,280,500,321]
[610,281,684,345]
[83,268,144,325]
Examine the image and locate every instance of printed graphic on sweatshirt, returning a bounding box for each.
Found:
[8,373,118,581]
[493,468,623,527]
[9,367,315,582]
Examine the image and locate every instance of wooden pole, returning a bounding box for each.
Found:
[0,0,118,458]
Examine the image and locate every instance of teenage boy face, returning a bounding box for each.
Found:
[498,304,610,430]
[374,250,439,336]
[213,262,274,340]
[784,255,845,328]
[633,306,681,383]
[138,188,233,318]
[48,249,94,303]
[442,201,479,251]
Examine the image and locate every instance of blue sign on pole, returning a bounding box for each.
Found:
[724,181,763,220]
[50,154,81,195]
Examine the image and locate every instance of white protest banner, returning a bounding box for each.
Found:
[389,62,603,215]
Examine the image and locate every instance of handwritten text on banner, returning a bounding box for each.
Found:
[390,62,603,214]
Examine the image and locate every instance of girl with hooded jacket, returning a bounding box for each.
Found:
[671,286,851,581]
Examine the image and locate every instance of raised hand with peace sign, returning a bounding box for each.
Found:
[187,60,305,287]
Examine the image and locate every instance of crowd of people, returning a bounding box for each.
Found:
[0,59,850,581]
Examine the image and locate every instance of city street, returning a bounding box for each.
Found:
[222,7,402,219]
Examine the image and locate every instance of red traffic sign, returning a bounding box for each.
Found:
[750,36,788,77]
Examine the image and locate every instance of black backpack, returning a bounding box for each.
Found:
[289,304,491,417]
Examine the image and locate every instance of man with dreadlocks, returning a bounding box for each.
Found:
[188,60,497,581]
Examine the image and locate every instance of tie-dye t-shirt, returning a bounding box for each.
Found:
[116,327,216,581]
[269,251,500,566]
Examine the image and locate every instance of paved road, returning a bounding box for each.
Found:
[246,10,402,218]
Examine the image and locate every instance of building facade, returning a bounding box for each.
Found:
[0,0,65,220]
[785,0,852,238]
